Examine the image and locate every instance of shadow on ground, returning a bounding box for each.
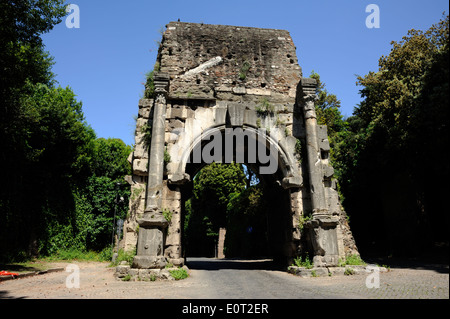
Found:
[0,263,44,273]
[186,257,285,271]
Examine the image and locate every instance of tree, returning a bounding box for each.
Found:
[0,1,69,260]
[192,162,247,228]
[339,14,449,256]
[0,1,67,156]
[184,163,246,256]
[225,185,268,258]
[91,138,133,178]
[0,1,135,261]
[0,82,97,260]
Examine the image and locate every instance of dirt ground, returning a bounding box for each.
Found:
[0,259,448,299]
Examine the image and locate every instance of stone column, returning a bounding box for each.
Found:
[301,78,328,218]
[133,73,170,269]
[301,78,339,267]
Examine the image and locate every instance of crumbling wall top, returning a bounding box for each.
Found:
[158,22,302,102]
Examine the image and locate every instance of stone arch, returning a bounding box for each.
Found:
[171,124,301,186]
[120,22,359,272]
[175,125,300,262]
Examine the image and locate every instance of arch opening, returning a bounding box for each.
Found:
[175,128,297,267]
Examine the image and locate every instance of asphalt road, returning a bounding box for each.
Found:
[0,257,448,300]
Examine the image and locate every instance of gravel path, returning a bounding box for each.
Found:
[0,258,448,299]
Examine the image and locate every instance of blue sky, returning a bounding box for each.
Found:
[42,0,449,146]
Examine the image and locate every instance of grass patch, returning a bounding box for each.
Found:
[1,248,114,273]
[110,248,136,266]
[292,255,313,269]
[0,261,51,274]
[42,247,112,262]
[339,254,366,267]
[169,267,189,280]
[344,267,355,276]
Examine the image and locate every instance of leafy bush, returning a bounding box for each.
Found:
[111,248,136,266]
[293,255,313,269]
[169,268,189,280]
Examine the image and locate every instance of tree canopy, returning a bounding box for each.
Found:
[0,1,133,261]
[334,14,449,256]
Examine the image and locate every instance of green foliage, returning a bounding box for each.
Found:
[144,70,155,98]
[184,163,247,257]
[164,148,171,165]
[293,255,313,269]
[344,267,355,276]
[0,0,67,97]
[298,214,312,232]
[43,247,112,262]
[111,248,136,266]
[0,82,97,260]
[255,98,275,116]
[294,138,304,164]
[336,14,449,255]
[338,254,366,267]
[310,71,346,138]
[162,208,173,223]
[141,123,152,146]
[169,267,189,280]
[345,254,366,265]
[144,62,160,99]
[122,274,131,281]
[0,1,134,262]
[90,138,132,179]
[239,60,251,80]
[224,185,269,258]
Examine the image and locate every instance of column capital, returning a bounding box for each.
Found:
[154,72,170,92]
[300,77,317,96]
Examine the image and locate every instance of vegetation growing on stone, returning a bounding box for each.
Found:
[255,97,275,116]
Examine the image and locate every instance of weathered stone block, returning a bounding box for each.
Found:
[227,103,245,127]
[214,108,227,126]
[132,256,167,269]
[138,107,150,119]
[170,107,186,119]
[327,267,346,276]
[288,266,329,277]
[233,86,246,95]
[115,265,130,278]
[169,258,185,267]
[139,98,153,108]
[133,140,148,159]
[128,268,139,277]
[133,158,148,176]
[247,88,271,96]
[244,109,257,127]
[159,269,175,280]
[162,184,181,201]
[138,268,160,280]
[167,119,184,130]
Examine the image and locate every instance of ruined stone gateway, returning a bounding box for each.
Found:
[120,22,359,271]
